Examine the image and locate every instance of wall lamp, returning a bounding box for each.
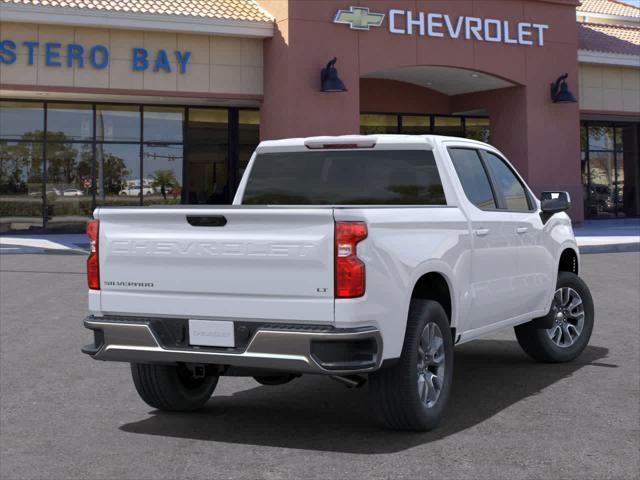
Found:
[321,57,348,92]
[550,73,577,104]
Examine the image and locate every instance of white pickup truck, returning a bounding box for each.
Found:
[82,135,594,431]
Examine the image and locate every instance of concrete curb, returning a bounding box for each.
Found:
[579,244,640,254]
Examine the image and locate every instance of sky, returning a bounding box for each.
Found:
[617,0,640,7]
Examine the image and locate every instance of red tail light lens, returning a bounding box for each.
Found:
[87,219,100,290]
[335,222,367,298]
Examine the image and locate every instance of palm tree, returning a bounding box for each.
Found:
[151,170,179,201]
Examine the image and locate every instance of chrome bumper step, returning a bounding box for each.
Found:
[82,316,382,375]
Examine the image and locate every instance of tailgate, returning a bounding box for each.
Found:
[96,207,335,323]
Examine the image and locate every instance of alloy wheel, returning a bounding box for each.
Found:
[546,287,585,348]
[417,322,446,408]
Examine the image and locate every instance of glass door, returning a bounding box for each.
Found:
[185,108,229,204]
[582,122,639,218]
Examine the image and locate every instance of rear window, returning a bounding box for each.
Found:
[242,150,446,205]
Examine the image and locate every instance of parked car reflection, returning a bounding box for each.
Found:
[587,184,615,216]
[62,188,85,197]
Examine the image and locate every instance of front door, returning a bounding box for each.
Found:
[480,150,554,315]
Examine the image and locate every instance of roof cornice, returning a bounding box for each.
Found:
[578,49,640,67]
[577,11,640,25]
[0,3,275,38]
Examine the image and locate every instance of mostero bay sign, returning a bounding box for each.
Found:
[334,6,549,46]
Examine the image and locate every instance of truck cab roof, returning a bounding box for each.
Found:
[255,134,492,153]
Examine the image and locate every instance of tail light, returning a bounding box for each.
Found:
[335,222,367,298]
[87,219,100,290]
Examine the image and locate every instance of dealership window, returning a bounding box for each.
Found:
[142,144,183,206]
[581,121,639,218]
[186,108,229,204]
[144,107,184,143]
[0,101,44,140]
[361,114,399,134]
[238,110,261,183]
[361,113,489,141]
[465,118,491,143]
[47,103,94,141]
[0,141,44,229]
[401,115,431,135]
[434,116,464,137]
[96,143,141,207]
[46,142,94,224]
[97,105,140,142]
[0,100,260,231]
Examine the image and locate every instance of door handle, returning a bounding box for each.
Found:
[187,215,227,227]
[475,228,490,237]
[516,227,529,234]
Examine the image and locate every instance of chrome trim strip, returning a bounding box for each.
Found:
[84,318,382,375]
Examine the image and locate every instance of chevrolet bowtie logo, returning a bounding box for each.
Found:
[334,6,385,31]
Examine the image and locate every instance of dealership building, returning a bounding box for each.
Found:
[0,0,638,230]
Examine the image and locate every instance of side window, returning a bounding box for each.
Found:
[448,148,497,209]
[482,152,532,211]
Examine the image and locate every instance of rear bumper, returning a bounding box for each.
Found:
[82,316,383,375]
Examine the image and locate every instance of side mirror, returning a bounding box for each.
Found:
[541,191,571,214]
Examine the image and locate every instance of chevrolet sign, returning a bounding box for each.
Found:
[334,6,385,31]
[333,6,549,47]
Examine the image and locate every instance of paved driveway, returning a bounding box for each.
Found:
[1,253,638,480]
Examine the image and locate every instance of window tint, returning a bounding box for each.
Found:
[143,107,183,143]
[448,148,496,209]
[96,105,140,142]
[242,150,446,205]
[47,103,93,141]
[0,101,44,140]
[483,152,531,210]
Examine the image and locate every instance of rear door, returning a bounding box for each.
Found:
[447,147,524,330]
[96,207,335,323]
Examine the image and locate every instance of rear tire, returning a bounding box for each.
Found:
[515,272,594,363]
[130,363,218,411]
[369,300,454,431]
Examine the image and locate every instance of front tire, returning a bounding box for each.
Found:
[369,300,454,431]
[130,363,218,411]
[515,272,594,363]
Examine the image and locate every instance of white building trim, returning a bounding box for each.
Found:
[0,3,275,38]
[578,49,640,67]
[577,12,640,27]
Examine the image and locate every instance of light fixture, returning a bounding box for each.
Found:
[550,73,577,104]
[470,73,481,78]
[321,57,348,92]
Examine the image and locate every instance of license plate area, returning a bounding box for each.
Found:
[188,320,235,348]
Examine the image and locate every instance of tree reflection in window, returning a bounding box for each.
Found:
[96,143,140,204]
[46,133,92,196]
[0,140,43,195]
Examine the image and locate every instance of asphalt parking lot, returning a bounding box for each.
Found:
[1,252,638,480]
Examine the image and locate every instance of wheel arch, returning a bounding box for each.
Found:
[410,271,454,326]
[558,247,579,275]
